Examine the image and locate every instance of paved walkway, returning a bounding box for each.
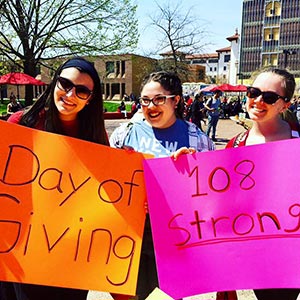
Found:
[89,118,257,300]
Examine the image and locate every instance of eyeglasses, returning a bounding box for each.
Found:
[56,76,93,100]
[246,86,288,104]
[139,95,175,107]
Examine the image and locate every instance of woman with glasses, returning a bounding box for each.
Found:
[1,57,109,300]
[219,68,300,300]
[110,71,214,299]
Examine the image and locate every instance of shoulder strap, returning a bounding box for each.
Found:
[233,131,248,147]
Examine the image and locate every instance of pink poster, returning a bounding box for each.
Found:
[143,138,300,299]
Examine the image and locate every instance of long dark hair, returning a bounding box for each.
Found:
[20,57,108,145]
[140,71,185,119]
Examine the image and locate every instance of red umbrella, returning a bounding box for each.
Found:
[199,84,218,92]
[234,84,248,92]
[211,83,247,92]
[0,72,45,85]
[0,72,46,100]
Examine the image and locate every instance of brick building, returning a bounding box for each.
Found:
[41,54,157,101]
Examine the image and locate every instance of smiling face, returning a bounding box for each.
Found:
[140,80,179,129]
[246,72,289,123]
[54,67,94,121]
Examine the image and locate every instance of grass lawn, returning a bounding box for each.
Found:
[0,100,131,116]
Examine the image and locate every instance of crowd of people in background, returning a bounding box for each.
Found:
[183,91,246,122]
[288,95,300,124]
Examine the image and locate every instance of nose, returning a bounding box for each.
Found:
[147,100,156,108]
[254,95,263,103]
[65,87,76,97]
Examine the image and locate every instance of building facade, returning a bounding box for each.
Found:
[95,54,156,100]
[186,53,219,83]
[240,0,300,82]
[40,54,157,101]
[185,31,240,85]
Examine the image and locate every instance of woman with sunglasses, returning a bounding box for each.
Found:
[1,57,109,300]
[7,57,108,144]
[226,67,299,148]
[219,68,300,300]
[110,71,215,300]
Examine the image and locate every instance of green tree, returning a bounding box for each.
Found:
[0,0,139,105]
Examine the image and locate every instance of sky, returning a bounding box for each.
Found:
[135,0,243,56]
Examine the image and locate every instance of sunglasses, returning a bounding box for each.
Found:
[139,95,175,107]
[246,86,288,105]
[56,76,93,100]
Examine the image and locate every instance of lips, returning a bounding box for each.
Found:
[148,111,161,118]
[61,97,76,107]
[251,106,265,113]
[248,105,267,118]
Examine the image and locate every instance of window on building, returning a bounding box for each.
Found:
[121,60,126,77]
[262,53,278,67]
[193,59,206,64]
[116,61,120,77]
[266,1,281,17]
[223,66,227,71]
[111,83,120,97]
[270,54,278,66]
[214,67,217,71]
[210,67,213,72]
[274,1,281,16]
[224,54,231,62]
[106,61,115,78]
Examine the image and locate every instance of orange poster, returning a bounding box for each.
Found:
[0,120,147,295]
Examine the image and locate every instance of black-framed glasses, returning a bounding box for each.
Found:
[246,86,288,104]
[139,95,175,107]
[56,76,93,100]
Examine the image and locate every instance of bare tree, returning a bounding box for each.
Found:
[147,1,210,75]
[0,0,138,105]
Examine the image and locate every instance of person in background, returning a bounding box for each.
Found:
[131,98,141,115]
[219,67,300,300]
[123,93,130,102]
[295,96,300,124]
[1,57,109,300]
[183,93,193,121]
[191,92,205,131]
[110,71,215,300]
[7,91,22,115]
[205,89,221,141]
[118,100,127,118]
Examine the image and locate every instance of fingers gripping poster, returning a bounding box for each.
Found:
[0,120,147,295]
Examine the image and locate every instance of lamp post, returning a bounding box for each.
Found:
[283,49,297,68]
[237,73,244,85]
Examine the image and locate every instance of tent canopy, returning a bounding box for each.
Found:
[0,72,45,86]
[211,83,247,92]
